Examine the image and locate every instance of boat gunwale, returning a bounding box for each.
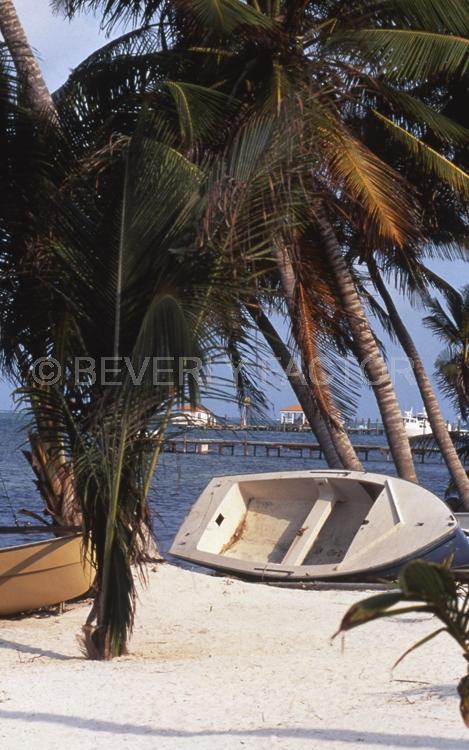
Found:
[169,470,459,580]
[172,528,461,581]
[0,532,83,555]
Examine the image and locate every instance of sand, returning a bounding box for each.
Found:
[0,563,468,749]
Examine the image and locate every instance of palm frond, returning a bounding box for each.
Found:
[166,81,238,144]
[334,28,469,81]
[380,84,469,145]
[385,0,469,36]
[325,0,469,37]
[327,132,418,246]
[424,294,463,345]
[373,110,469,196]
[186,0,271,33]
[53,0,165,29]
[54,0,270,33]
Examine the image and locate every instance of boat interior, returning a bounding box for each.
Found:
[196,476,400,567]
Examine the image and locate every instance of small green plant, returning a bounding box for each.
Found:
[334,560,469,727]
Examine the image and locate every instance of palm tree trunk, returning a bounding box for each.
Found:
[273,248,364,471]
[370,260,469,509]
[0,0,54,115]
[314,203,417,482]
[0,3,80,524]
[247,300,343,468]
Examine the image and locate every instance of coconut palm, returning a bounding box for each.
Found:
[0,38,270,657]
[0,47,80,524]
[425,286,469,421]
[0,0,53,114]
[54,0,469,483]
[2,0,467,651]
[339,47,469,500]
[249,303,341,467]
[269,244,364,470]
[365,260,469,506]
[0,46,296,655]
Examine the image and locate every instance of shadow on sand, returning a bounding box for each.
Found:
[0,709,466,747]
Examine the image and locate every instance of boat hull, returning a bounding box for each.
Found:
[170,471,469,581]
[333,527,469,582]
[0,535,94,616]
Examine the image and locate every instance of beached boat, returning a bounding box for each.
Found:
[0,534,94,616]
[170,470,469,581]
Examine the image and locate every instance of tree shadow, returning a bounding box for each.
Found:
[392,682,456,702]
[0,710,467,747]
[0,639,80,661]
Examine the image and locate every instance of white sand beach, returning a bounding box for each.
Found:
[0,563,467,750]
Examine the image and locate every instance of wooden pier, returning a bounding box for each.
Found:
[165,438,442,463]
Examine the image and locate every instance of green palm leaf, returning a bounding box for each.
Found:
[373,110,469,196]
[335,28,469,80]
[188,0,270,32]
[54,0,270,32]
[53,0,165,29]
[379,85,469,145]
[166,81,238,144]
[379,0,469,36]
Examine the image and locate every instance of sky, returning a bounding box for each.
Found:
[0,0,467,420]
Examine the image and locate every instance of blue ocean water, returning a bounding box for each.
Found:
[0,414,453,554]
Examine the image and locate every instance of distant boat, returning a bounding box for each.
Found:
[402,408,433,438]
[0,534,94,616]
[170,470,469,581]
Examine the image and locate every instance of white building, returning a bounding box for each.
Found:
[279,405,307,427]
[171,405,217,427]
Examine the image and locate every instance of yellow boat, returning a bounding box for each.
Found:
[0,534,94,616]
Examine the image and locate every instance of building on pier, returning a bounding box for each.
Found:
[279,405,308,427]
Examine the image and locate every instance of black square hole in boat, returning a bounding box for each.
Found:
[215,514,224,526]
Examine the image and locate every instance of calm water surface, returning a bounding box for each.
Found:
[0,414,452,555]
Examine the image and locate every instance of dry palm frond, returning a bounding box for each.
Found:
[295,279,339,421]
[326,131,419,246]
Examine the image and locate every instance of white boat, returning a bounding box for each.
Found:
[0,534,94,616]
[402,408,432,438]
[170,470,469,581]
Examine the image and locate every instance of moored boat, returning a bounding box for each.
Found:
[402,408,432,438]
[0,534,94,616]
[170,470,469,581]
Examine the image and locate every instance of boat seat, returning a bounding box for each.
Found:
[282,480,335,566]
[342,479,403,565]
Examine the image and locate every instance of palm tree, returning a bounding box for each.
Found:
[425,286,469,421]
[54,0,469,483]
[0,55,290,656]
[312,204,417,479]
[269,245,364,470]
[0,101,213,657]
[0,2,76,521]
[247,300,343,468]
[2,0,466,651]
[0,31,266,657]
[0,0,54,114]
[367,259,469,508]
